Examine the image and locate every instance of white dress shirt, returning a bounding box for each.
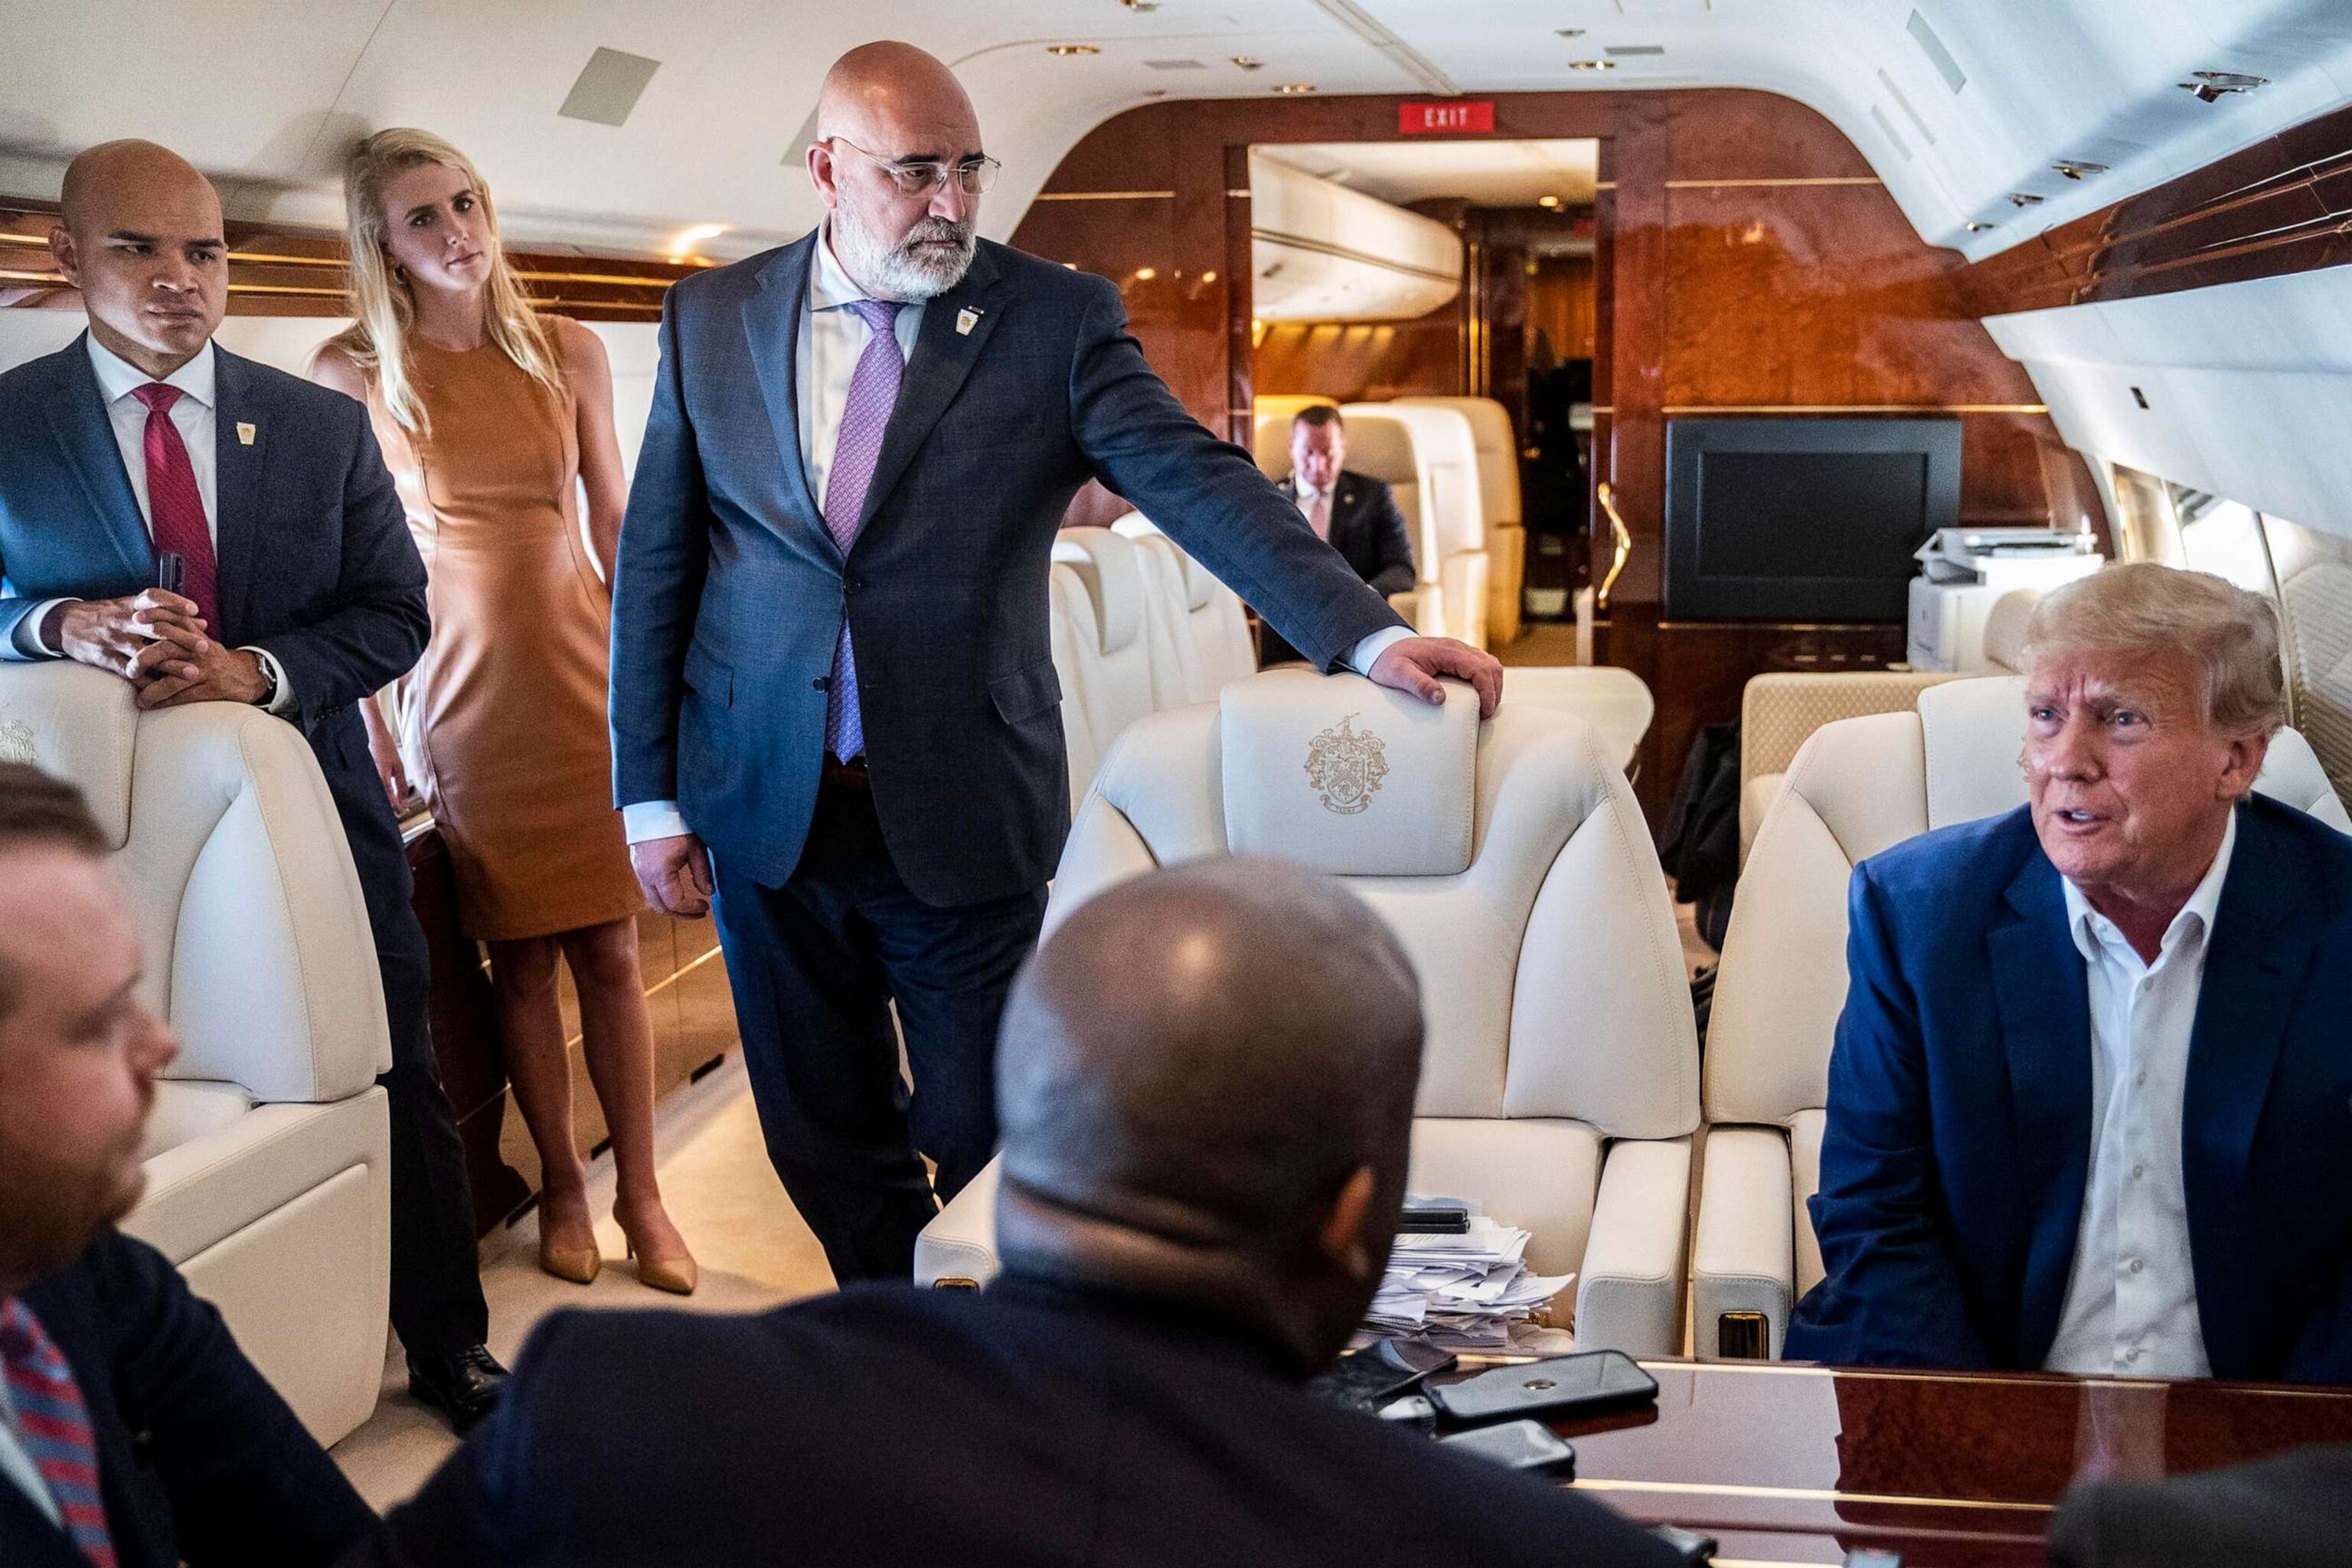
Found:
[1293,479,1335,541]
[0,1367,60,1528]
[15,336,294,713]
[623,232,1410,844]
[2041,809,2236,1378]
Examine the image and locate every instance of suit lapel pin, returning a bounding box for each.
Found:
[236,421,257,446]
[956,307,982,336]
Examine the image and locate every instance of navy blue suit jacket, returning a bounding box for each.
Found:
[609,234,1404,906]
[0,337,428,936]
[0,1232,377,1568]
[370,1275,1677,1567]
[1785,799,2352,1383]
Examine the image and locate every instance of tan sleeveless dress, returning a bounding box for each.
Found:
[366,332,642,941]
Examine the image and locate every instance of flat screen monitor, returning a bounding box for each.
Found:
[1663,417,1962,621]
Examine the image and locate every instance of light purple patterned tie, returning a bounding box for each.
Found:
[821,298,906,762]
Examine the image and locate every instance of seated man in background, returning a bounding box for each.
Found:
[0,763,377,1567]
[1788,564,2352,1382]
[1261,405,1417,666]
[367,861,1676,1567]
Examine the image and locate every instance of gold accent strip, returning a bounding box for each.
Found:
[1662,403,2047,415]
[1032,189,1178,201]
[1594,181,1617,191]
[1589,404,1614,414]
[227,250,344,268]
[1226,188,1252,198]
[1569,1477,2053,1514]
[0,269,64,284]
[1596,480,1632,610]
[1667,176,1883,188]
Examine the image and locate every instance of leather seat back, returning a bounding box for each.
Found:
[1047,561,1104,813]
[1345,401,1488,648]
[1052,528,1157,760]
[0,662,388,1104]
[1393,395,1523,644]
[1709,673,2352,1132]
[1049,670,1700,1276]
[1112,513,1256,704]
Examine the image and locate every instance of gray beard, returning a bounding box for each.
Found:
[836,214,975,301]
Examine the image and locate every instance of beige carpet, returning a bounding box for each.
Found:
[331,1055,835,1510]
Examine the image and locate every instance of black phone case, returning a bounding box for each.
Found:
[1426,1349,1659,1426]
[1439,1419,1576,1475]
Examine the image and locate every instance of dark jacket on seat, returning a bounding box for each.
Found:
[1261,470,1418,666]
[0,1231,378,1568]
[1786,798,2352,1382]
[369,1275,1677,1568]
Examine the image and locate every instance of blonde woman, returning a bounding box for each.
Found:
[312,129,694,1294]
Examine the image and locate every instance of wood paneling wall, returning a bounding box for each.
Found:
[1253,313,1461,403]
[1527,255,1596,364]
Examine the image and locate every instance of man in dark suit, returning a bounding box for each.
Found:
[2049,1444,2352,1566]
[612,41,1504,1284]
[366,861,1677,1567]
[0,140,503,1427]
[1787,566,2352,1382]
[1262,403,1418,667]
[0,763,378,1567]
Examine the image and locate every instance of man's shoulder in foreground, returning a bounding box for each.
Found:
[0,338,86,410]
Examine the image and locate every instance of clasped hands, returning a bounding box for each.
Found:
[51,591,270,709]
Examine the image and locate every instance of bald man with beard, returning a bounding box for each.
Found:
[367,861,1676,1568]
[609,43,1505,1287]
[0,140,505,1429]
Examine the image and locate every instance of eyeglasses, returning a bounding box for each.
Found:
[825,137,1001,198]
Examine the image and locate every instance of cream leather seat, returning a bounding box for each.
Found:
[1393,396,1524,646]
[1047,561,1105,814]
[1111,513,1256,704]
[1692,675,2350,1361]
[1330,407,1445,637]
[0,662,392,1442]
[2272,524,2352,808]
[1737,671,1959,866]
[1498,665,1654,776]
[1051,528,1158,763]
[1347,401,1489,650]
[916,671,1703,1355]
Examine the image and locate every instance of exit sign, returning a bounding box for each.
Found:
[1400,100,1494,135]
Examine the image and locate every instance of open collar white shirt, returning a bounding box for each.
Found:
[2041,808,2235,1379]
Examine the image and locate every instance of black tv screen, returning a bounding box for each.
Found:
[1663,417,1962,620]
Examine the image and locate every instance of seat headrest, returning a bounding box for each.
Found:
[0,662,138,847]
[1052,528,1143,655]
[1219,670,1478,876]
[1981,589,2041,673]
[1109,513,1215,611]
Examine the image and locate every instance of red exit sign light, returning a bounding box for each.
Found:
[1400,100,1494,135]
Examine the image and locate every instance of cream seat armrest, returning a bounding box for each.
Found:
[1739,772,1786,867]
[1573,1136,1690,1357]
[913,1155,1004,1286]
[1690,1125,1795,1361]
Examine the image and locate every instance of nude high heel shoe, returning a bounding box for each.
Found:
[627,1239,697,1296]
[538,1231,603,1285]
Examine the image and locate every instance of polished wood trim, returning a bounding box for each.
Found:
[1663,176,1881,188]
[1661,403,2048,414]
[1030,189,1175,201]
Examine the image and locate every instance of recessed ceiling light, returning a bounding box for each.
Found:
[1047,44,1100,56]
[2179,70,2266,103]
[672,223,727,246]
[1537,194,1562,209]
[1134,267,1157,280]
[1965,220,1995,232]
[1556,28,1585,37]
[1605,45,1664,57]
[1272,82,1318,93]
[1566,58,1615,71]
[2051,159,2108,180]
[1231,55,1263,70]
[2007,191,2045,207]
[1142,88,1168,97]
[1122,0,1160,10]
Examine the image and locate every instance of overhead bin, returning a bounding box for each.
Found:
[1249,151,1462,322]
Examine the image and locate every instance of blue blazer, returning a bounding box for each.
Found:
[1786,799,2352,1383]
[609,234,1404,906]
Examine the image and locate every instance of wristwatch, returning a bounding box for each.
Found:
[250,651,281,709]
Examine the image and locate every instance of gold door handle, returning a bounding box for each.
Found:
[1596,480,1632,610]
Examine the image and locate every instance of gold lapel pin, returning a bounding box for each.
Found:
[236,422,257,446]
[956,307,982,336]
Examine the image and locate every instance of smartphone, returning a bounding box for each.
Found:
[1426,1348,1659,1426]
[1439,1419,1576,1475]
[155,552,185,596]
[1308,1336,1459,1414]
[1398,1199,1471,1234]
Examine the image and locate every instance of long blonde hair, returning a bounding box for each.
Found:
[328,127,563,435]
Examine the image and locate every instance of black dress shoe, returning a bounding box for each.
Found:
[407,1344,508,1432]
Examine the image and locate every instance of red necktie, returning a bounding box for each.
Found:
[129,383,217,628]
[0,1299,119,1567]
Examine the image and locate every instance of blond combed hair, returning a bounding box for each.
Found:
[2023,562,2285,737]
[327,127,563,435]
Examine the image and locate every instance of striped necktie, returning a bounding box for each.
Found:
[0,1300,117,1567]
[819,297,907,764]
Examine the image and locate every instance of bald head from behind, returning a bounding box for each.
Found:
[52,139,226,378]
[994,860,1424,1370]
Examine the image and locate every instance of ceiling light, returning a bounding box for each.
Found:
[1566,58,1615,71]
[2180,70,2266,103]
[1965,220,1995,232]
[1556,28,1585,38]
[2007,191,2045,207]
[672,223,728,247]
[2052,159,2108,180]
[1273,82,1318,93]
[1122,0,1160,9]
[1231,55,1263,70]
[1047,44,1100,56]
[1605,45,1664,57]
[1142,88,1168,97]
[1134,267,1157,280]
[1200,270,1217,283]
[1537,194,1562,209]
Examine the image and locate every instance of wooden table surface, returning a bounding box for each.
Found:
[1526,1359,2352,1566]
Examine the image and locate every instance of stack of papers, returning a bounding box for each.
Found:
[1364,1204,1575,1351]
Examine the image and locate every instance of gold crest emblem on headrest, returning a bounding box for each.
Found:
[1304,714,1388,815]
[0,719,34,766]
